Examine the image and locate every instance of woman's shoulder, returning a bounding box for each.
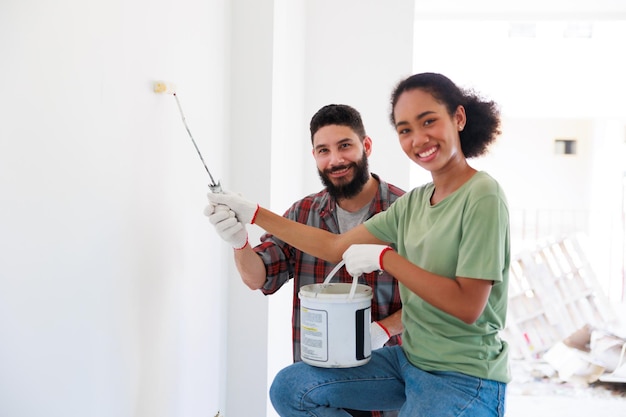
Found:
[471,171,501,190]
[468,171,508,201]
[403,181,434,201]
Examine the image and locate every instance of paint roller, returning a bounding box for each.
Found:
[153,81,222,193]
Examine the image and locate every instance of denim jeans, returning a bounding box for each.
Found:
[270,346,506,417]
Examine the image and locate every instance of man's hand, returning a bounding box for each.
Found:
[205,205,248,250]
[342,244,393,277]
[206,191,259,225]
[370,321,391,350]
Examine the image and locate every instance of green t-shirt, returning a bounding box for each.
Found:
[365,171,511,383]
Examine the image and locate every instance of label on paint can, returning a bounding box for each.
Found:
[301,306,329,361]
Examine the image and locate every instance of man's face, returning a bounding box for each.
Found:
[312,125,371,200]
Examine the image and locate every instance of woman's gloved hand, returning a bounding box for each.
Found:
[206,191,259,225]
[342,244,393,277]
[205,204,248,250]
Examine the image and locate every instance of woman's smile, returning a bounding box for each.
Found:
[418,145,438,160]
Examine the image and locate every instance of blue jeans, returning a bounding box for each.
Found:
[270,346,506,417]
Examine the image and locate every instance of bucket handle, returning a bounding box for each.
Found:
[323,260,360,300]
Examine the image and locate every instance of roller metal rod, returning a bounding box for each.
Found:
[172,93,222,193]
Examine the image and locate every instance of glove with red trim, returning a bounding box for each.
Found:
[205,191,259,225]
[205,204,248,250]
[342,244,393,277]
[370,321,391,350]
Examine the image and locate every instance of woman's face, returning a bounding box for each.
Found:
[393,89,466,174]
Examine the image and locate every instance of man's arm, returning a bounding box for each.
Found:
[204,203,269,290]
[233,245,267,290]
[377,308,403,338]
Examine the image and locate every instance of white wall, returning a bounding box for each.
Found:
[0,0,229,416]
[225,0,275,415]
[300,1,414,194]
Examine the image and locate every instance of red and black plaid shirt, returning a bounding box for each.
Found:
[254,174,405,363]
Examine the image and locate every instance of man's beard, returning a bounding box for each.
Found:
[318,151,370,200]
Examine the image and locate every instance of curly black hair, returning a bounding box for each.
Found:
[389,73,501,158]
[309,104,367,145]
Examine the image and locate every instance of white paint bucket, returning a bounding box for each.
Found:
[299,261,372,368]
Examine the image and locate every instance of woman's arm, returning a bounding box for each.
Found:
[380,250,492,324]
[255,207,385,263]
[206,192,387,261]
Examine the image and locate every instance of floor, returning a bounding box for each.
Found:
[504,359,626,416]
[505,394,625,417]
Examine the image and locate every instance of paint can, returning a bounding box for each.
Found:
[299,261,372,368]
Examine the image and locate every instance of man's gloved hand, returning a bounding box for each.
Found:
[342,244,393,277]
[206,191,259,225]
[370,321,391,350]
[205,204,248,250]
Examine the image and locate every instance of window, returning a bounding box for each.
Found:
[555,139,577,155]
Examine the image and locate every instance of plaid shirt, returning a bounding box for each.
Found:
[254,174,405,363]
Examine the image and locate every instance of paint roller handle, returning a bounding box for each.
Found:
[209,181,222,193]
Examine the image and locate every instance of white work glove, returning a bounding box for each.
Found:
[342,244,393,277]
[370,321,391,350]
[205,204,248,250]
[206,191,259,225]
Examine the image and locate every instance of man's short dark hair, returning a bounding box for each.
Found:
[309,104,367,144]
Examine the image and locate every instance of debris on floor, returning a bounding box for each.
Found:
[508,357,626,400]
[543,324,626,384]
[503,234,626,391]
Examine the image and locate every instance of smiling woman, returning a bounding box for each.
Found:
[409,6,626,417]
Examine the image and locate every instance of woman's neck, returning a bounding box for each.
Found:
[430,163,476,205]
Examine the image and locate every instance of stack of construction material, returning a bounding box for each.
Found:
[503,234,625,383]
